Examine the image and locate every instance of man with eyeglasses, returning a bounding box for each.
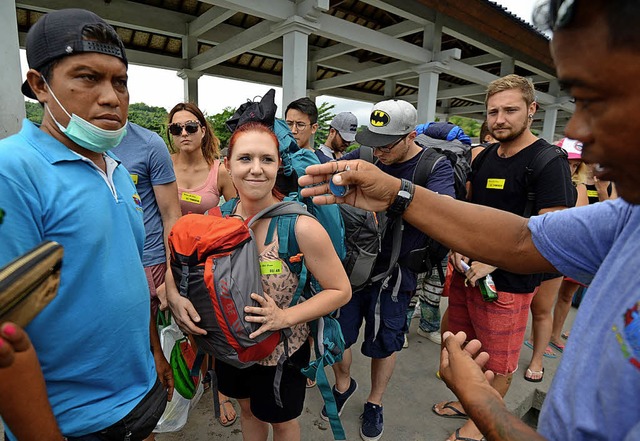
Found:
[285,97,319,150]
[322,99,455,441]
[316,112,358,163]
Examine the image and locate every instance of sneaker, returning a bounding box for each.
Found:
[320,378,358,421]
[417,328,442,345]
[360,402,383,441]
[403,334,409,348]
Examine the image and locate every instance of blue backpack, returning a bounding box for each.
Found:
[220,199,347,440]
[273,118,346,263]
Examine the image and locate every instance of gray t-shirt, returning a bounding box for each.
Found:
[112,122,176,267]
[529,199,640,440]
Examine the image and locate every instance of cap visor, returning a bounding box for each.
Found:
[355,128,404,148]
[340,131,356,143]
[22,80,37,100]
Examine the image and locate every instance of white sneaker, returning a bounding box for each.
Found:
[417,328,442,345]
[403,334,409,348]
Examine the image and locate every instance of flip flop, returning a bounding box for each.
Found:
[447,428,487,441]
[523,340,557,358]
[218,399,237,427]
[524,368,544,383]
[432,401,468,419]
[549,341,565,353]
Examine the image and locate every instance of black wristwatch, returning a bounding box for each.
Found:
[387,178,415,218]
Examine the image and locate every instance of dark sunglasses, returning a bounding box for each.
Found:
[168,121,201,136]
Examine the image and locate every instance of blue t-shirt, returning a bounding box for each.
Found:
[0,121,156,437]
[342,147,455,291]
[112,122,176,267]
[529,199,640,440]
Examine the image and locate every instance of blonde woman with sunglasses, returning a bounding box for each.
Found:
[166,103,237,427]
[168,103,236,214]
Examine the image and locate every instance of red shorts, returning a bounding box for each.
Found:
[145,262,166,316]
[447,271,535,375]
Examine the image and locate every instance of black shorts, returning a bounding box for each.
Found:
[541,272,563,282]
[215,340,311,423]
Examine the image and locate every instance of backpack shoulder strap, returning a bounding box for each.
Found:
[471,142,499,171]
[412,147,445,188]
[523,145,567,218]
[249,202,317,304]
[219,197,240,216]
[359,145,374,163]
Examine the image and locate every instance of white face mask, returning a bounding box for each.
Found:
[43,78,127,153]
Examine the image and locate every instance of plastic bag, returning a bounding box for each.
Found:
[154,313,204,433]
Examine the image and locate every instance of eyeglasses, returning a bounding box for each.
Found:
[375,135,408,153]
[168,121,201,136]
[286,120,310,131]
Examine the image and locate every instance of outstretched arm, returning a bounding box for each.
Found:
[299,160,555,274]
[440,331,547,441]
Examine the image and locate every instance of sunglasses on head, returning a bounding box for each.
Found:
[168,121,201,136]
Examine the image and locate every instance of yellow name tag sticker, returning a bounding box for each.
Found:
[181,192,202,204]
[486,178,506,190]
[260,260,282,275]
[587,190,599,198]
[130,174,138,185]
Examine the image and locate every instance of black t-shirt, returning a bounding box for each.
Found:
[469,139,575,293]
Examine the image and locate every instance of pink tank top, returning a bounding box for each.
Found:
[178,160,221,215]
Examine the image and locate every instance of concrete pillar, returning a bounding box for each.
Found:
[177,69,202,104]
[500,57,515,76]
[415,67,442,124]
[1,0,25,138]
[180,32,201,105]
[541,105,559,143]
[384,79,396,99]
[282,29,310,108]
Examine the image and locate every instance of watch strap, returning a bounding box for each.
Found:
[387,178,415,217]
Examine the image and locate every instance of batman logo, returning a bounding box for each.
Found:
[370,110,389,127]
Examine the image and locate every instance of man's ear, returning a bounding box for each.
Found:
[26,69,48,103]
[310,122,318,135]
[528,101,538,117]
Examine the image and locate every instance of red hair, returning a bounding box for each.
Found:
[227,122,284,200]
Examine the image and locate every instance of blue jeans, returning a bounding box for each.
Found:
[406,260,447,333]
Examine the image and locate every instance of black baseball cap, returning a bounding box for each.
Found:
[21,8,128,99]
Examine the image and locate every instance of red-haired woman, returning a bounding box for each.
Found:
[167,121,351,441]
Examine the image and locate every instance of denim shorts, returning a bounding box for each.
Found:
[338,281,413,358]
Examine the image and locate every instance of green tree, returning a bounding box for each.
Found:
[25,101,43,124]
[315,102,336,144]
[206,107,236,151]
[448,115,481,139]
[128,103,169,142]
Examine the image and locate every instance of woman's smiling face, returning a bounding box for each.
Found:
[225,130,280,202]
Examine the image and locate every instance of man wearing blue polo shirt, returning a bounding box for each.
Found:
[0,8,167,439]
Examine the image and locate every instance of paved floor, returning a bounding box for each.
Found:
[155,300,577,441]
